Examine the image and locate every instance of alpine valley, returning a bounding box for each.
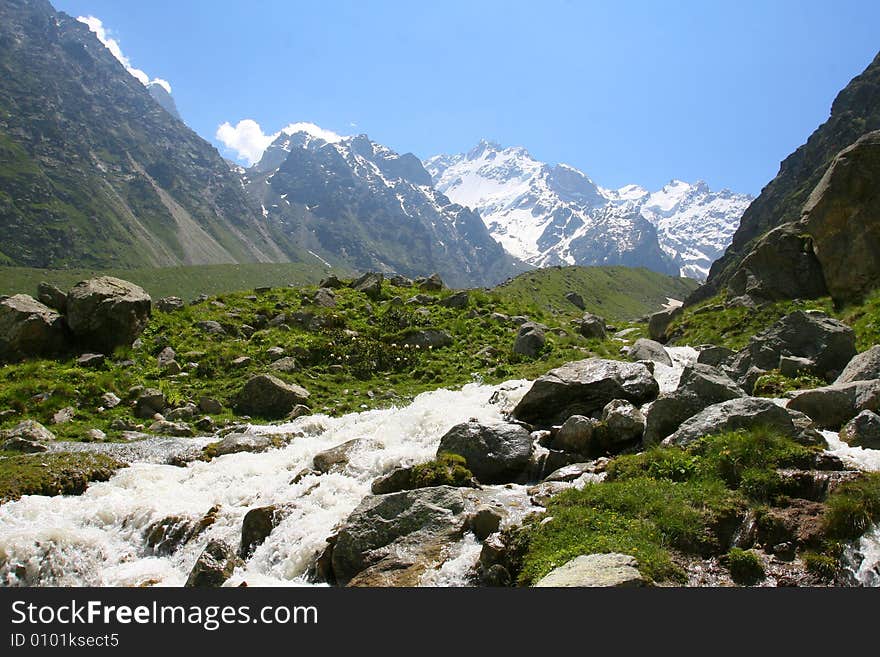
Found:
[1,0,880,594]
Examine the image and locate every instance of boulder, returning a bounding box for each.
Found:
[349,272,384,299]
[576,313,606,340]
[197,396,223,415]
[2,436,49,453]
[697,345,736,367]
[439,291,469,309]
[627,338,672,367]
[233,374,310,419]
[416,273,444,291]
[313,438,381,474]
[0,294,68,361]
[319,275,344,289]
[779,355,816,378]
[601,399,645,444]
[836,346,880,384]
[270,357,299,373]
[436,421,533,484]
[156,347,176,369]
[134,388,166,419]
[512,359,658,427]
[76,353,105,368]
[312,288,337,308]
[389,274,413,287]
[787,379,880,429]
[331,486,466,586]
[1,420,55,444]
[52,406,75,424]
[37,281,67,313]
[100,392,121,409]
[664,397,824,447]
[513,323,546,358]
[203,432,288,458]
[643,363,746,445]
[551,415,597,453]
[402,329,453,349]
[534,553,648,587]
[157,296,185,313]
[648,307,681,342]
[184,539,242,587]
[240,505,287,558]
[66,277,151,352]
[840,410,880,449]
[725,311,856,385]
[801,131,880,305]
[468,506,504,541]
[149,420,194,437]
[564,291,586,310]
[195,320,226,335]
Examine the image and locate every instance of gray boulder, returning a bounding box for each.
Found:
[643,363,746,445]
[576,313,606,340]
[195,320,226,335]
[512,359,658,427]
[1,419,56,444]
[233,374,310,419]
[787,379,880,429]
[836,346,880,384]
[134,388,166,419]
[0,294,68,362]
[148,420,194,437]
[437,421,533,484]
[697,345,736,367]
[416,273,444,291]
[664,397,824,447]
[313,438,381,474]
[627,338,672,367]
[312,288,337,308]
[551,415,597,453]
[349,272,384,299]
[402,329,453,350]
[648,307,681,342]
[602,399,645,445]
[534,553,648,587]
[37,282,67,313]
[203,432,288,458]
[66,277,151,352]
[513,323,546,358]
[725,311,855,386]
[184,539,242,587]
[439,291,469,309]
[565,292,586,310]
[331,486,466,586]
[240,505,288,558]
[157,296,185,313]
[779,355,816,378]
[840,410,880,449]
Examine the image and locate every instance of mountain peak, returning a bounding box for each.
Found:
[279,122,344,144]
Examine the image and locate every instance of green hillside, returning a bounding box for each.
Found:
[493,266,699,322]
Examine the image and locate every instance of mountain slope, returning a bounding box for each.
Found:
[425,141,752,280]
[701,50,880,300]
[0,0,296,269]
[243,127,527,288]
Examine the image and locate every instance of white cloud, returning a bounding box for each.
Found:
[216,120,276,166]
[77,16,171,93]
[216,120,344,166]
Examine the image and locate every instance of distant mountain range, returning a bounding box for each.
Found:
[425,142,752,279]
[0,0,753,287]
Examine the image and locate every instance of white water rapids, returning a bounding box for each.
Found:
[1,345,878,587]
[0,380,534,587]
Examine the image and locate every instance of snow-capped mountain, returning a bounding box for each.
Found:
[241,125,526,287]
[425,141,753,279]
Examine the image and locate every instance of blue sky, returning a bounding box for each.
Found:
[54,0,880,195]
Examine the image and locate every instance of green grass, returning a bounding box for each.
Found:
[753,370,828,398]
[518,428,826,586]
[724,548,765,584]
[410,453,474,488]
[0,275,642,441]
[0,262,349,302]
[493,265,698,323]
[822,474,880,540]
[0,451,124,502]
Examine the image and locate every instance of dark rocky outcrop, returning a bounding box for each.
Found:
[349,272,384,300]
[512,359,658,427]
[0,294,68,362]
[801,131,880,305]
[436,421,533,484]
[37,282,67,313]
[233,374,310,419]
[240,505,288,558]
[513,323,546,358]
[66,277,151,352]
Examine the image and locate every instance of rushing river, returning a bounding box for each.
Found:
[1,346,878,587]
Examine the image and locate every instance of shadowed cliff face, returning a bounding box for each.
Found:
[694,51,880,304]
